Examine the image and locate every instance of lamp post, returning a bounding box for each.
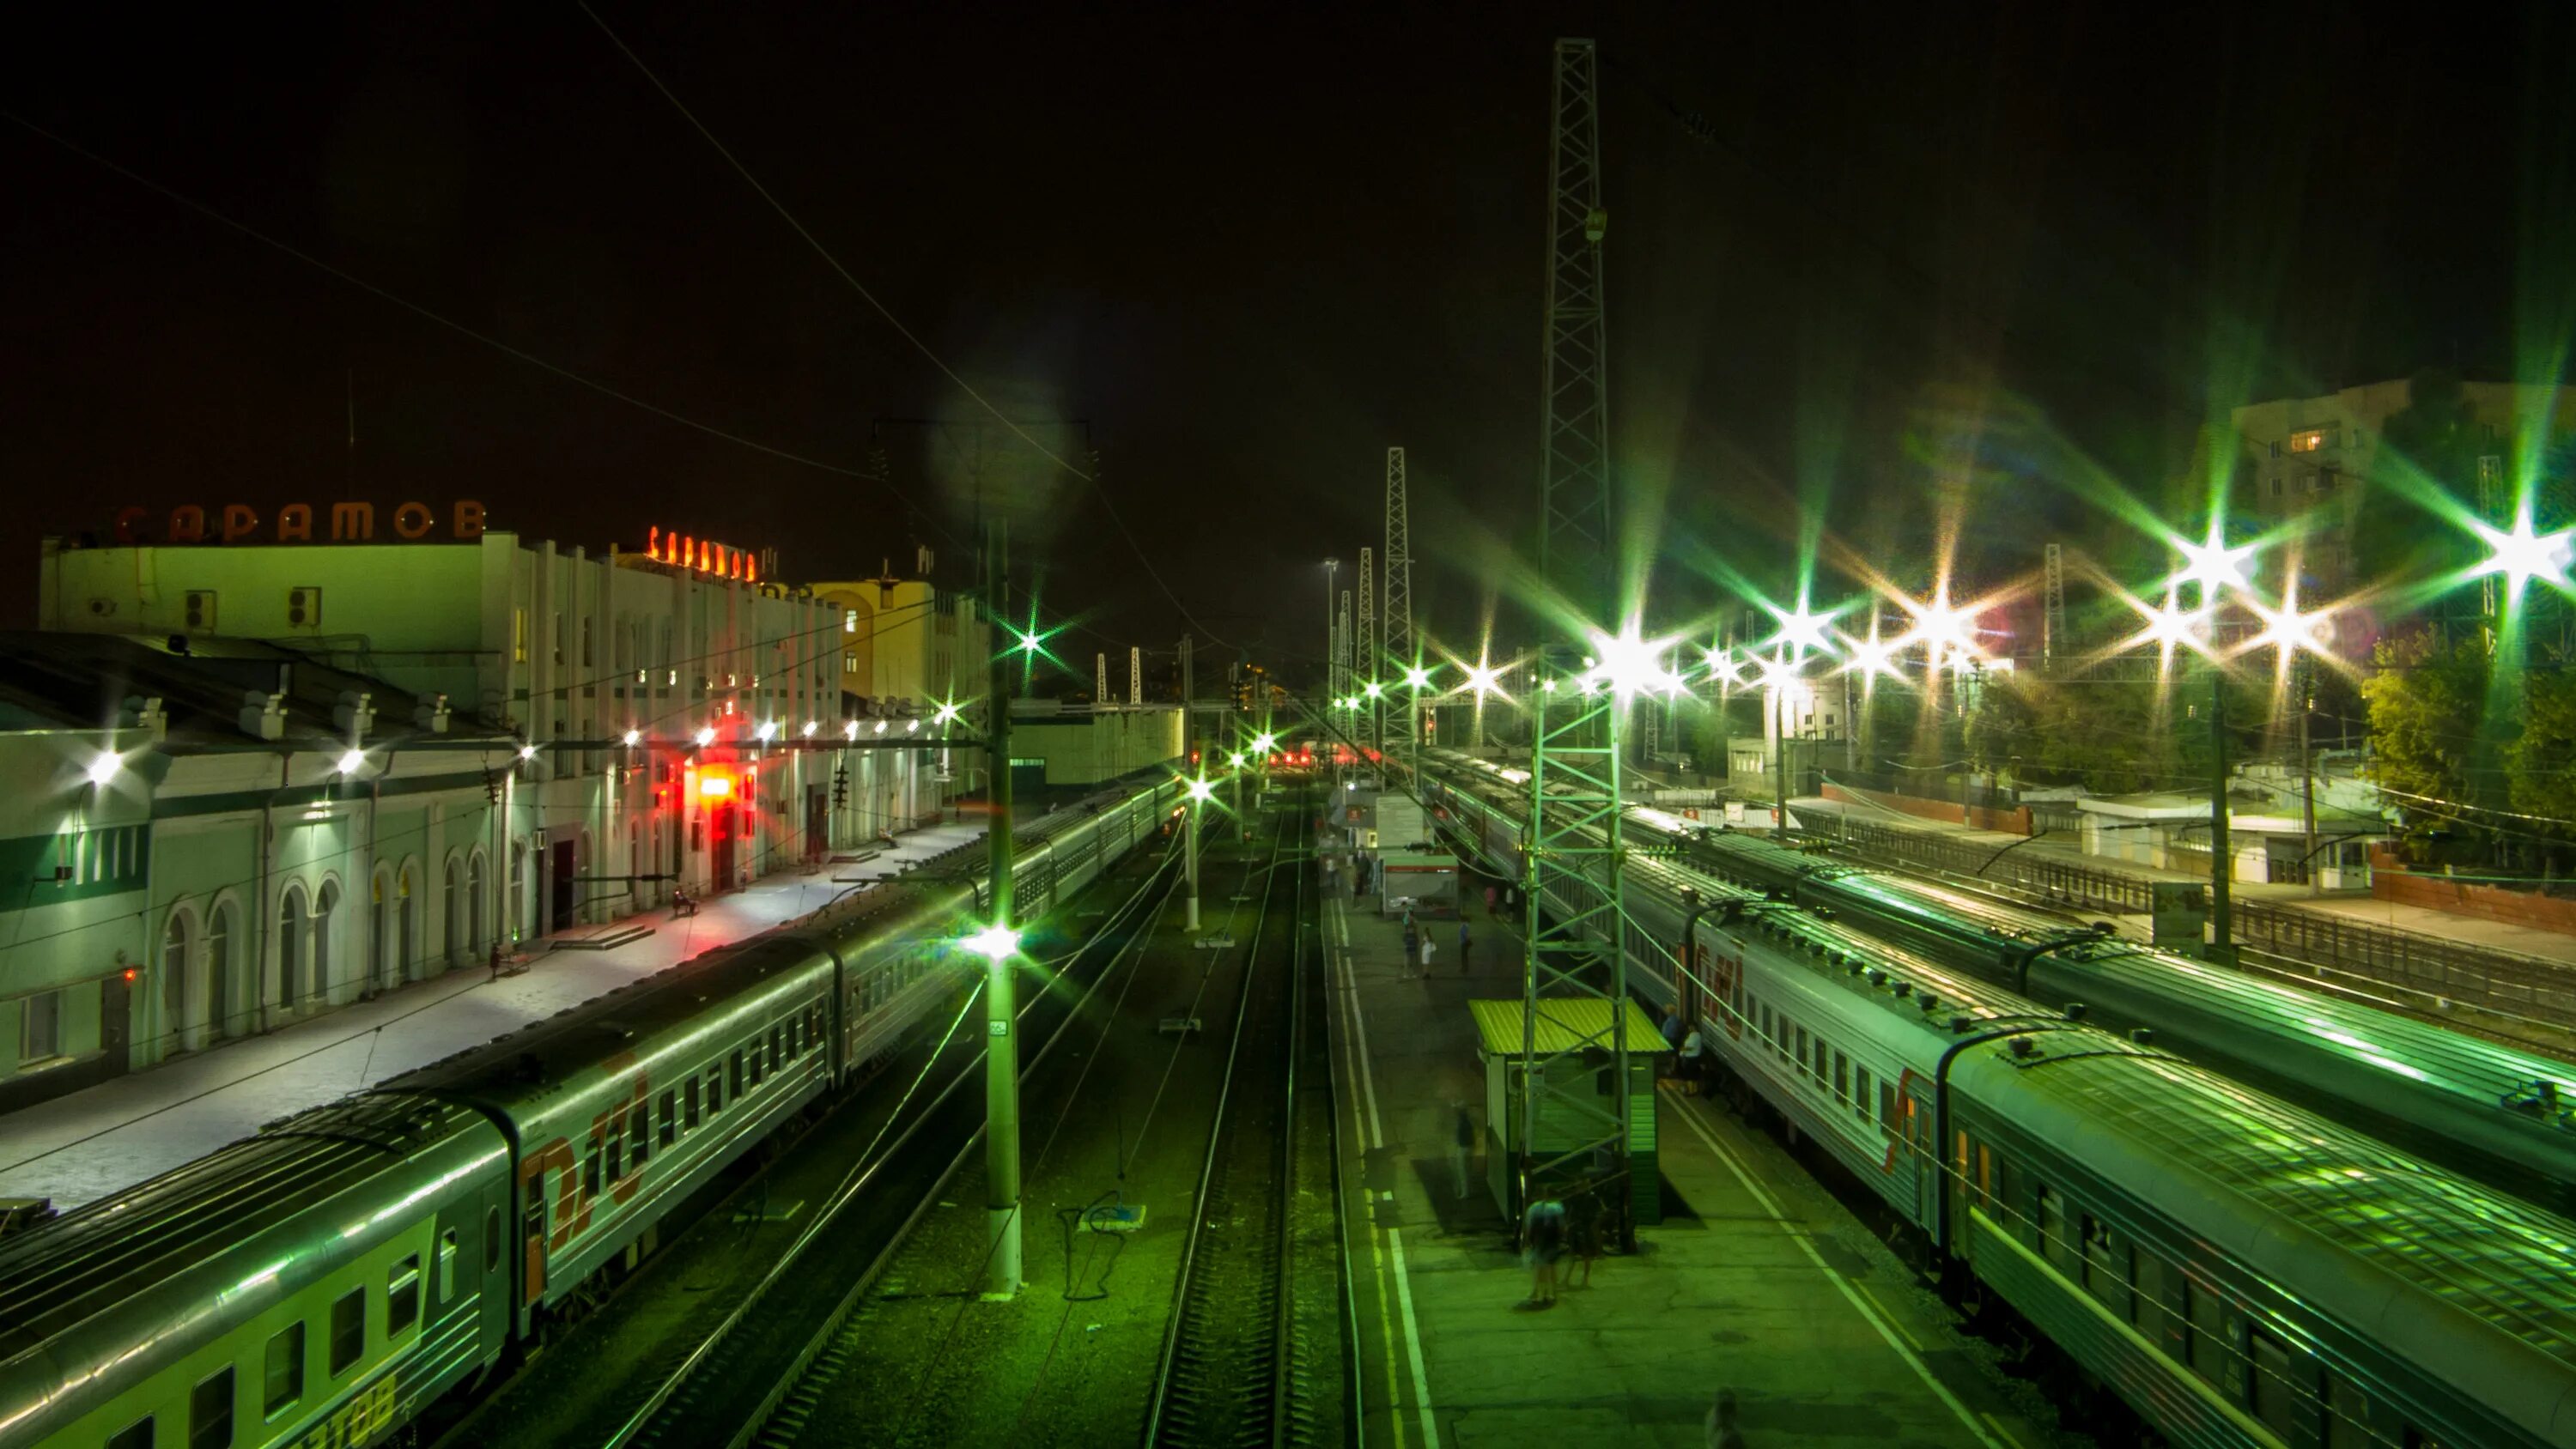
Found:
[979,518,1022,1299]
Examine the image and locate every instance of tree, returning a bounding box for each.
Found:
[2362,627,2494,844]
[2507,668,2576,837]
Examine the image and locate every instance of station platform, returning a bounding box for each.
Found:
[1324,877,2067,1448]
[1792,793,2576,967]
[0,819,987,1212]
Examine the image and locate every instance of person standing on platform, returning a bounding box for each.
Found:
[1680,1025,1706,1095]
[1484,882,1499,916]
[1705,1388,1745,1448]
[1520,1194,1566,1308]
[1449,1100,1476,1198]
[1456,919,1473,974]
[1402,920,1420,978]
[1419,937,1437,973]
[1660,1005,1686,1084]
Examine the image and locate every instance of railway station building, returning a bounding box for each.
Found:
[41,518,957,916]
[0,629,515,1111]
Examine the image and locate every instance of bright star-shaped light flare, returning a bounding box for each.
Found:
[1184,776,1218,803]
[933,700,964,726]
[963,924,1020,961]
[1253,731,1279,753]
[2475,517,2575,593]
[1404,665,1434,690]
[2176,527,2259,602]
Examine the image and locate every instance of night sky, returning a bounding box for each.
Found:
[7,3,2570,672]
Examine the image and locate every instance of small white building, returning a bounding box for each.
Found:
[2076,789,2382,889]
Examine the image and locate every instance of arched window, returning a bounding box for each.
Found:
[398,864,419,982]
[161,910,191,1052]
[446,857,465,966]
[207,901,235,1039]
[313,880,341,997]
[467,852,487,959]
[279,885,308,1014]
[370,870,390,991]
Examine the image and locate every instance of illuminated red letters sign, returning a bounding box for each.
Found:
[644,526,757,582]
[111,500,488,545]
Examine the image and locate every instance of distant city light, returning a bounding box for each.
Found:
[1363,681,1384,700]
[1404,665,1433,689]
[1185,776,1218,803]
[1253,731,1279,753]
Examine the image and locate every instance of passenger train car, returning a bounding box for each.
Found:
[1421,749,2576,1218]
[0,774,1182,1449]
[1428,754,2576,1447]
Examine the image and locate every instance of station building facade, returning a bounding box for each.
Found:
[0,632,514,1110]
[18,524,974,1105]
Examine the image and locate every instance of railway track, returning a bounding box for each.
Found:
[1142,809,1344,1447]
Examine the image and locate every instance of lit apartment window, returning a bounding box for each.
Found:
[2289,429,2328,452]
[844,609,859,634]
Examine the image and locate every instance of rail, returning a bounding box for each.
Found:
[1143,801,1336,1446]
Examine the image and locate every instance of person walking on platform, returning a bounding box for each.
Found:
[1402,920,1420,978]
[1456,920,1473,974]
[1520,1194,1566,1308]
[1567,1179,1607,1288]
[1449,1100,1476,1198]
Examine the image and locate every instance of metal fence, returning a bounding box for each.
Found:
[1802,810,2576,1032]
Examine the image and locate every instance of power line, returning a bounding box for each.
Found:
[571,3,1236,649]
[2,112,938,518]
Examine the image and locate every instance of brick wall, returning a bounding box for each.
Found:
[2368,848,2576,931]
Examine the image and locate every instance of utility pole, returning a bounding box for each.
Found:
[2206,670,2234,962]
[1129,646,1142,706]
[981,518,1021,1299]
[1182,634,1200,931]
[2043,542,2067,676]
[1385,446,1415,764]
[1323,557,1341,705]
[1773,686,1793,841]
[2298,667,2321,897]
[1096,652,1108,704]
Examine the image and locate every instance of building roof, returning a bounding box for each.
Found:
[0,631,497,751]
[1468,997,1666,1057]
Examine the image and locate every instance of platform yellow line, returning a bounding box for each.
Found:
[1663,1087,2009,1449]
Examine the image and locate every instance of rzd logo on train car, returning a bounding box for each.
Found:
[291,1373,397,1449]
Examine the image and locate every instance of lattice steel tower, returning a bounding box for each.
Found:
[1518,36,1645,1234]
[1384,447,1415,745]
[1538,37,1613,609]
[1358,545,1378,759]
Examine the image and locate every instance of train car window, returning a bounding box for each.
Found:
[190,1364,234,1449]
[2081,1217,2130,1321]
[1793,1026,1807,1073]
[2325,1371,2371,1449]
[263,1321,305,1416]
[388,1255,421,1339]
[630,1104,651,1166]
[770,1024,786,1068]
[1832,1052,1849,1105]
[749,1041,766,1087]
[686,1077,702,1129]
[607,1137,626,1184]
[660,1090,678,1146]
[730,1050,744,1098]
[710,1066,726,1114]
[107,1415,154,1449]
[2133,1246,2172,1348]
[2036,1184,2070,1270]
[439,1229,459,1300]
[2248,1325,2297,1439]
[329,1287,365,1375]
[1973,1143,1996,1211]
[2184,1276,2227,1386]
[585,1147,603,1198]
[1853,1067,1872,1121]
[1877,1082,1896,1129]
